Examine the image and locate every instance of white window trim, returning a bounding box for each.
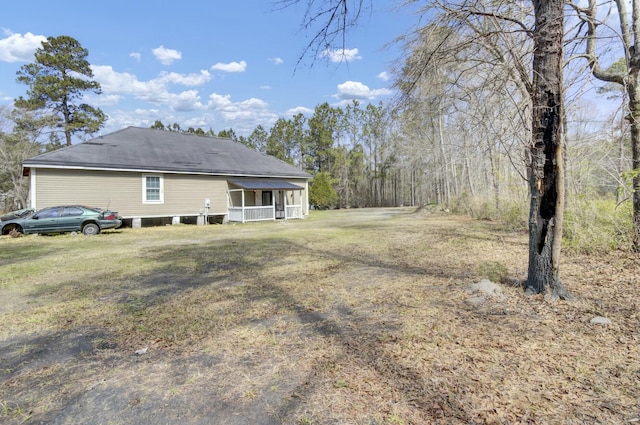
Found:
[143,174,164,204]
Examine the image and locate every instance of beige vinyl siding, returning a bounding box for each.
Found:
[161,174,228,217]
[33,169,229,218]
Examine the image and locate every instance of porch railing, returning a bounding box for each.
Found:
[228,206,275,223]
[286,205,303,219]
[228,205,303,222]
[227,207,244,222]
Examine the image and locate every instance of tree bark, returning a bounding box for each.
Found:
[525,0,571,299]
[630,82,640,251]
[62,95,72,146]
[629,36,640,251]
[633,142,640,251]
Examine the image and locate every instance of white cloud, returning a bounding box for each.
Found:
[321,48,362,63]
[157,70,212,86]
[260,85,272,90]
[152,45,182,65]
[102,108,169,132]
[286,106,314,116]
[239,98,268,109]
[0,32,46,62]
[207,93,233,109]
[378,71,390,81]
[335,81,392,100]
[84,93,122,107]
[169,90,203,112]
[87,64,280,136]
[183,114,215,129]
[206,92,277,132]
[92,65,154,96]
[207,94,267,112]
[211,60,247,72]
[91,65,207,111]
[129,52,141,62]
[269,57,284,65]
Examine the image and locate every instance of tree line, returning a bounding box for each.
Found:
[149,101,407,210]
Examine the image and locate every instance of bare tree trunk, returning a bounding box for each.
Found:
[411,166,416,206]
[437,111,450,206]
[633,141,640,251]
[488,145,500,212]
[461,134,476,197]
[525,0,571,299]
[629,33,640,250]
[629,83,640,250]
[373,146,378,206]
[617,119,625,205]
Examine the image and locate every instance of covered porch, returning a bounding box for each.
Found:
[226,179,305,223]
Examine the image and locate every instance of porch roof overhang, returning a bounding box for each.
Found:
[228,179,304,190]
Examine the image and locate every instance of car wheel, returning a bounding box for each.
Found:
[2,224,23,236]
[2,224,24,235]
[82,223,100,235]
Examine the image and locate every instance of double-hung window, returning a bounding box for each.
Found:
[143,174,163,203]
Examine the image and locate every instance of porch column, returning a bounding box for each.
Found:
[282,192,286,219]
[272,191,276,221]
[241,190,246,223]
[305,181,309,216]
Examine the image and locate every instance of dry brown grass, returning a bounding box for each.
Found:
[0,207,638,424]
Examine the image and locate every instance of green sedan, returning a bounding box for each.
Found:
[0,205,122,236]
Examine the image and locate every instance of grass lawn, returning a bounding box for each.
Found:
[0,207,638,424]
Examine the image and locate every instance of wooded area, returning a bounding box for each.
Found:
[275,0,639,263]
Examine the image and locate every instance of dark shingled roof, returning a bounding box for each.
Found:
[23,126,311,179]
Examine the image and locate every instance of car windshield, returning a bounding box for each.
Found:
[0,208,34,221]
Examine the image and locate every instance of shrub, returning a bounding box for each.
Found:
[563,197,633,254]
[309,171,338,209]
[450,194,528,231]
[497,201,528,232]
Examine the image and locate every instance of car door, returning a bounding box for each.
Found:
[58,206,86,232]
[22,207,61,234]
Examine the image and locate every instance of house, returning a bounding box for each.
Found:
[22,127,312,226]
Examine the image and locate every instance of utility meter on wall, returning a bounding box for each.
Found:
[204,199,211,208]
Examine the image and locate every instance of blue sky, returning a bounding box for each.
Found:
[0,1,417,138]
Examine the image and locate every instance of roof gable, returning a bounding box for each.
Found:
[23,127,311,179]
